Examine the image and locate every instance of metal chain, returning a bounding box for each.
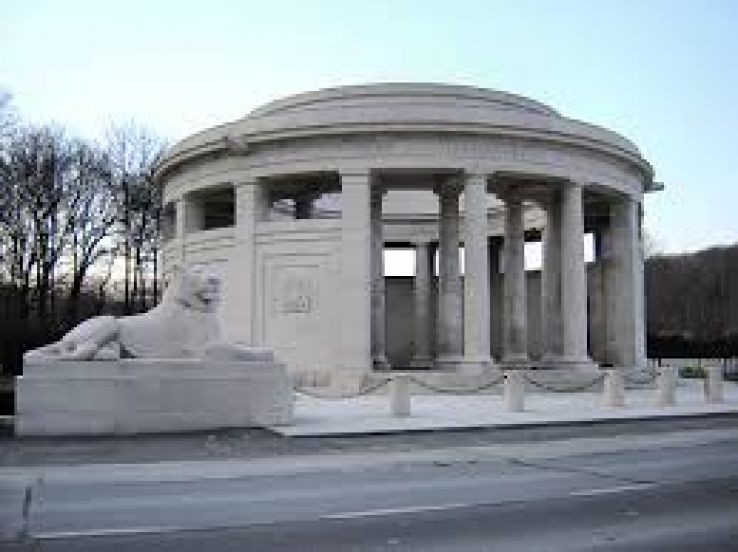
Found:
[296,369,620,398]
[408,374,505,395]
[622,367,658,385]
[523,373,605,393]
[293,378,391,399]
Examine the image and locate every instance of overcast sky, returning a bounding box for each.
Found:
[2,0,737,255]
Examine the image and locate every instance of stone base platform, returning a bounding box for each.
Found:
[16,359,294,436]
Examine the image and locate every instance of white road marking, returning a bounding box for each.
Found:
[569,483,656,497]
[322,502,472,520]
[34,503,476,538]
[35,525,187,540]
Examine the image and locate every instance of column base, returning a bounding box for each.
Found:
[372,355,391,371]
[409,356,434,369]
[434,355,493,374]
[460,356,494,375]
[538,355,598,373]
[501,354,530,370]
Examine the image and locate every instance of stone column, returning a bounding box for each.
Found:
[604,195,647,369]
[435,183,463,366]
[294,188,319,220]
[339,172,373,374]
[294,196,313,220]
[410,240,433,368]
[502,193,529,364]
[463,173,492,368]
[588,226,609,365]
[541,193,563,363]
[489,237,503,360]
[183,194,204,233]
[559,182,592,366]
[174,196,186,268]
[370,186,389,369]
[220,180,268,344]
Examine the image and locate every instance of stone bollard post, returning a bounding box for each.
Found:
[504,370,525,412]
[704,366,724,404]
[390,374,411,417]
[656,366,677,407]
[602,369,625,408]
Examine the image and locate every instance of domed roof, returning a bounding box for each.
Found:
[159,82,647,179]
[248,82,560,119]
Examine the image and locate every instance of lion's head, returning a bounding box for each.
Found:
[166,267,221,313]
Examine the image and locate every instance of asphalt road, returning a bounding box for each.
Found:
[2,437,738,551]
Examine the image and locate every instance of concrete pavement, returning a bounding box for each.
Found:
[10,477,736,551]
[1,426,738,549]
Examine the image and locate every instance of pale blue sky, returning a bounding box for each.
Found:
[2,0,737,254]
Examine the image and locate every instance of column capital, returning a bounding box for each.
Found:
[496,186,527,204]
[565,178,587,191]
[233,174,262,188]
[463,172,488,182]
[501,193,524,207]
[339,170,372,184]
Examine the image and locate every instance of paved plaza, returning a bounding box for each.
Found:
[275,378,738,436]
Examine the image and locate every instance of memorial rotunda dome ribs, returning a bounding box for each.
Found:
[155,83,657,387]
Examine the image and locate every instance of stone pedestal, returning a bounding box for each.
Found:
[656,366,677,407]
[390,374,411,417]
[602,369,625,408]
[504,370,525,412]
[16,359,294,436]
[704,366,724,403]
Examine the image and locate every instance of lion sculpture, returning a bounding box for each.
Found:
[24,268,273,362]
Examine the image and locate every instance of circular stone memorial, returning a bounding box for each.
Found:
[155,83,657,384]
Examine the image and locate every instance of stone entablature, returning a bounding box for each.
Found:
[160,133,648,204]
[157,84,650,187]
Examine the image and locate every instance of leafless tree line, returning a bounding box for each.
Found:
[646,244,738,358]
[0,92,166,374]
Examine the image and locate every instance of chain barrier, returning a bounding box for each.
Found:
[407,374,505,395]
[296,369,621,399]
[621,367,658,386]
[522,373,605,393]
[293,377,391,399]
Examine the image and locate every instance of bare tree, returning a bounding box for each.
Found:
[62,139,118,320]
[0,125,72,320]
[0,90,16,144]
[105,122,165,314]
